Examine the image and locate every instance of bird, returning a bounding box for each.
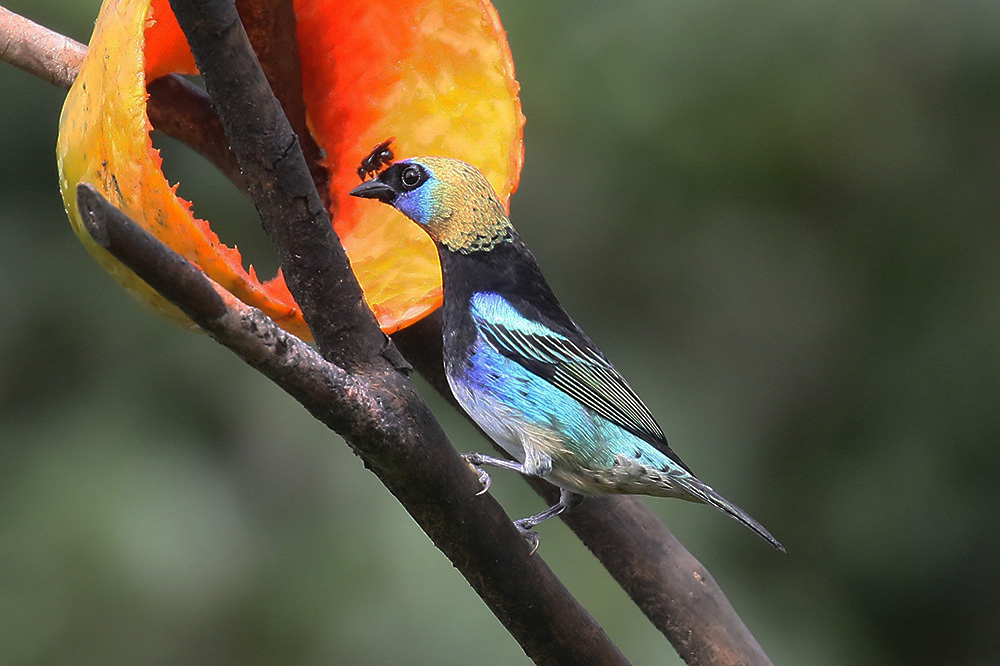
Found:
[350,156,784,554]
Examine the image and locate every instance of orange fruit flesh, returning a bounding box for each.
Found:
[57,0,523,336]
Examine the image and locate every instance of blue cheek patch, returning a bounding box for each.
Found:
[394,165,440,227]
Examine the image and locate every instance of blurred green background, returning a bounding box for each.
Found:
[2,1,998,664]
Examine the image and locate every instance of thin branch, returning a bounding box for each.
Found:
[564,499,774,666]
[0,6,84,88]
[77,183,630,666]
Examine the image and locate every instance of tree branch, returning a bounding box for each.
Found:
[0,6,84,88]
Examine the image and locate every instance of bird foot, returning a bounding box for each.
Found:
[461,453,492,495]
[513,519,541,555]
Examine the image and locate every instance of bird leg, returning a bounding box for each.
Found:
[461,453,584,553]
[513,489,584,555]
[461,452,526,495]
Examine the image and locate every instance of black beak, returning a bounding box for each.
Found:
[349,179,396,203]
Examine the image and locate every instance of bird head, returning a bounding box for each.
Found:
[349,157,512,253]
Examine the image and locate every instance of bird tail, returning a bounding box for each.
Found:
[680,476,786,552]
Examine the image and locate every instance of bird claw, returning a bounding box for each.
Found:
[513,519,541,555]
[461,453,492,495]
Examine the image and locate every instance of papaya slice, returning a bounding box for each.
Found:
[57,0,523,336]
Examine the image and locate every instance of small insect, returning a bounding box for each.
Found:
[357,137,396,181]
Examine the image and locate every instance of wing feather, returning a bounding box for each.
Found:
[474,305,670,451]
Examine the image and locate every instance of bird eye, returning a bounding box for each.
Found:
[400,165,423,189]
